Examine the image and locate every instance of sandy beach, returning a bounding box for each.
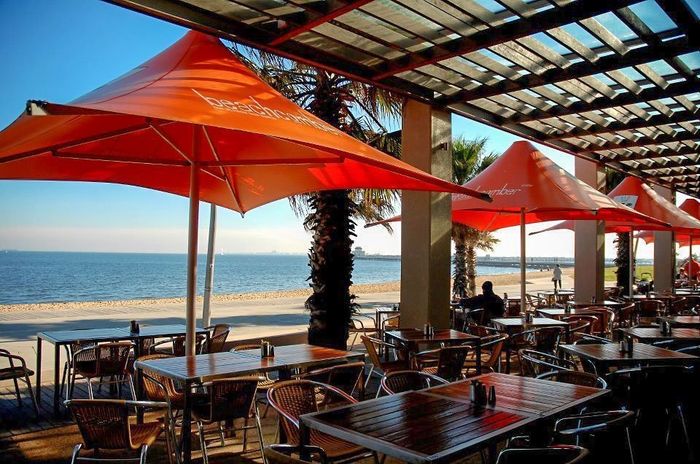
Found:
[0,268,574,314]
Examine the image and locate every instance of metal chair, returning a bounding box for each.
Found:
[192,378,264,464]
[561,315,596,338]
[636,299,664,325]
[267,380,378,463]
[536,370,607,389]
[518,349,576,377]
[412,344,471,382]
[264,444,328,464]
[616,303,637,329]
[496,445,589,464]
[360,336,409,389]
[379,370,447,395]
[301,361,365,399]
[200,323,230,354]
[0,348,39,417]
[347,315,378,350]
[463,334,508,375]
[66,399,166,464]
[554,410,636,464]
[71,342,135,400]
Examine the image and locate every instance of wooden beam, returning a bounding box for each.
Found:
[268,0,374,46]
[581,132,700,153]
[438,35,698,105]
[638,157,700,171]
[602,144,699,162]
[372,0,639,80]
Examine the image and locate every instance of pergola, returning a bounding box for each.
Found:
[106,0,700,322]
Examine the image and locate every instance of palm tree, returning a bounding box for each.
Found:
[606,169,632,294]
[451,137,499,297]
[231,46,403,349]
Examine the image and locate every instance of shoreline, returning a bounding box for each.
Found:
[0,268,572,314]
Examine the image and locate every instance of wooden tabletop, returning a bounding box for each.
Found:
[426,373,609,418]
[135,344,364,383]
[38,324,206,344]
[536,308,601,318]
[300,372,607,464]
[559,342,698,367]
[566,300,624,307]
[618,326,700,342]
[301,391,535,464]
[659,315,700,328]
[385,329,479,344]
[491,317,569,330]
[537,290,574,296]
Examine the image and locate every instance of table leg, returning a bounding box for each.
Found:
[475,339,482,375]
[53,343,60,417]
[181,382,192,464]
[35,337,42,402]
[505,344,512,374]
[135,338,144,423]
[299,420,311,461]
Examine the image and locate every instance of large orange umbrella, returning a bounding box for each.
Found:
[0,31,489,355]
[608,178,700,295]
[369,141,667,308]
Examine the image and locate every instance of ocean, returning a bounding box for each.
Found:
[0,251,526,305]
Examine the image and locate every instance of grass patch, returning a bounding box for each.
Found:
[604,265,653,283]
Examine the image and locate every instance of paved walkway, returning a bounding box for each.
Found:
[0,272,574,384]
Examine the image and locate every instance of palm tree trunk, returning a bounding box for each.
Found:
[614,232,632,294]
[466,245,477,297]
[453,238,467,298]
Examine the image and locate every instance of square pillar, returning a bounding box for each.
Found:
[574,158,605,302]
[653,185,675,293]
[400,99,452,329]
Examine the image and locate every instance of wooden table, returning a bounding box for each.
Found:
[618,326,700,343]
[135,344,363,464]
[375,306,399,332]
[566,300,625,308]
[536,307,602,319]
[537,290,573,306]
[658,315,700,328]
[36,324,207,417]
[385,329,483,373]
[300,373,608,464]
[558,342,698,374]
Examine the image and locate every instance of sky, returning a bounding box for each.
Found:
[0,0,688,259]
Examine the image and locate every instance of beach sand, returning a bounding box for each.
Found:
[0,268,575,314]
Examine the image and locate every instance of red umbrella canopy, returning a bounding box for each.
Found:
[0,31,488,212]
[450,141,667,231]
[529,219,668,237]
[607,177,700,236]
[636,198,700,246]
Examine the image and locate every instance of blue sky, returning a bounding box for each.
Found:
[0,0,669,258]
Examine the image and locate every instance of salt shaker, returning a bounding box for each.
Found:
[488,386,496,406]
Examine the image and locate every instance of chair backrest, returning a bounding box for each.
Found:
[67,399,132,450]
[230,343,261,352]
[267,380,355,444]
[637,299,664,317]
[203,378,258,422]
[465,323,501,338]
[467,308,486,325]
[435,345,471,381]
[382,315,400,331]
[537,370,607,389]
[533,327,564,353]
[264,444,328,464]
[202,324,230,353]
[480,335,508,370]
[361,336,407,370]
[561,316,595,335]
[506,299,521,317]
[302,362,365,397]
[496,446,589,464]
[519,349,575,377]
[380,370,448,395]
[139,354,180,403]
[95,342,133,376]
[617,303,636,327]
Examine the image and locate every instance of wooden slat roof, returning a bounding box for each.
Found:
[107,0,700,195]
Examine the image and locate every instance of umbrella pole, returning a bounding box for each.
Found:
[690,241,693,282]
[185,163,200,357]
[520,208,526,313]
[628,230,634,298]
[202,203,217,328]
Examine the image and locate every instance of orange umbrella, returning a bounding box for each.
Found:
[369,141,667,308]
[529,219,668,236]
[608,178,700,295]
[636,199,700,246]
[0,31,489,354]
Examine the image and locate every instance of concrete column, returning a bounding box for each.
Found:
[653,185,675,293]
[400,99,452,329]
[574,158,605,302]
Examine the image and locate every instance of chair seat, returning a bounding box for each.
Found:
[311,431,367,460]
[0,366,33,380]
[129,422,164,448]
[381,360,410,374]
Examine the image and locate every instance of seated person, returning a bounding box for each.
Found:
[460,281,505,323]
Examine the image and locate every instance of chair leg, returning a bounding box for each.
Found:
[87,378,94,399]
[12,376,22,406]
[364,366,374,388]
[218,422,226,447]
[677,405,693,460]
[24,374,40,418]
[139,445,149,464]
[197,421,209,464]
[625,426,635,464]
[242,417,248,451]
[254,406,265,459]
[70,444,83,464]
[127,374,137,401]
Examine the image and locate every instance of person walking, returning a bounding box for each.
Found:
[552,264,562,291]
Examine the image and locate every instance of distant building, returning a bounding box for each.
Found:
[354,247,365,257]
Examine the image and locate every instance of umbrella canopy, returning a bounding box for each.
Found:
[637,199,700,246]
[529,219,669,237]
[0,31,489,355]
[369,141,667,309]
